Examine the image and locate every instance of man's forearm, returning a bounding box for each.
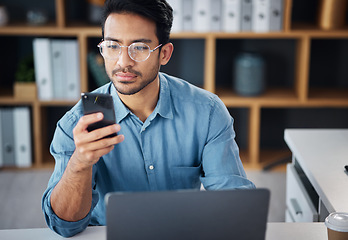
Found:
[50,154,93,222]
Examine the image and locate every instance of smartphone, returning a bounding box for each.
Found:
[81,92,116,138]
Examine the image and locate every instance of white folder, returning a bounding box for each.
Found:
[51,39,66,100]
[182,0,194,31]
[269,0,283,31]
[14,107,32,168]
[65,40,81,100]
[33,38,54,100]
[241,0,253,31]
[252,0,270,32]
[1,108,15,167]
[193,0,210,32]
[222,0,242,32]
[211,0,222,32]
[168,0,183,32]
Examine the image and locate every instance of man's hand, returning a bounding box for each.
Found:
[50,112,124,222]
[71,112,124,172]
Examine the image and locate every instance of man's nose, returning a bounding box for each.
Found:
[117,47,135,68]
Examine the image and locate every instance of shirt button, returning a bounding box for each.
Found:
[149,165,154,170]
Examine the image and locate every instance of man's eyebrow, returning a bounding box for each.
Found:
[133,39,152,43]
[104,37,152,44]
[104,37,119,42]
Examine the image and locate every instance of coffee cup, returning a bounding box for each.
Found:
[325,212,348,240]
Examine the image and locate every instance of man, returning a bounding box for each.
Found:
[42,0,255,237]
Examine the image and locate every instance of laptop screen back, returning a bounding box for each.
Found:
[105,188,270,240]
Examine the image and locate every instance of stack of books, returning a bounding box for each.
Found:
[168,0,284,33]
[33,38,81,101]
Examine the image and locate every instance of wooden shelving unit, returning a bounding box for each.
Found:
[1,0,348,169]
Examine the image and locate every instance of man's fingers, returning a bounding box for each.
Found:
[75,113,104,133]
[72,113,124,166]
[75,134,124,154]
[75,124,121,146]
[87,124,120,141]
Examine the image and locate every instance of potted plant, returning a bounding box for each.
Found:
[14,55,37,99]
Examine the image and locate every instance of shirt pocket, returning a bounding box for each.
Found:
[170,164,202,189]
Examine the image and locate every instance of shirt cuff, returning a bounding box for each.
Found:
[42,190,91,238]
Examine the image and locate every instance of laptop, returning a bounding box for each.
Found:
[105,188,270,240]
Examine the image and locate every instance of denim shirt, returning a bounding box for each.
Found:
[42,72,255,237]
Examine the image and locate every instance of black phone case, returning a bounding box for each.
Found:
[81,93,116,137]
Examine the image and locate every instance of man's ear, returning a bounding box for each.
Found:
[159,43,174,66]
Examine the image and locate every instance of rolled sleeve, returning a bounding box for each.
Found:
[41,108,100,237]
[201,96,255,190]
[42,188,92,238]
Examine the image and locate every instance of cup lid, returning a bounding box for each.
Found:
[325,212,348,232]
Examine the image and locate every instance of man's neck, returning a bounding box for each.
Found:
[118,78,160,123]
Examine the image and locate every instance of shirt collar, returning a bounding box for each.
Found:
[109,72,173,124]
[109,83,131,124]
[156,73,173,120]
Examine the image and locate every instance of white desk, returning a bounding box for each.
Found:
[0,223,328,240]
[284,129,348,221]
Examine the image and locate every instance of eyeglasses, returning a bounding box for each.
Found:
[97,40,162,62]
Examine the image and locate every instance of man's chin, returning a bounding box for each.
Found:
[112,80,138,95]
[117,90,139,96]
[115,85,142,96]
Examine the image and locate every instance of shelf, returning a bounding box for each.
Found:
[2,24,348,38]
[0,24,100,37]
[218,88,299,107]
[291,23,348,37]
[307,88,348,106]
[1,0,348,170]
[0,88,13,99]
[67,24,348,40]
[0,96,35,105]
[0,97,78,106]
[39,100,79,106]
[219,88,348,107]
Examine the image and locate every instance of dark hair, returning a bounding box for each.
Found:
[101,0,173,45]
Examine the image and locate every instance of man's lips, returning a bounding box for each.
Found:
[112,67,142,82]
[115,73,137,82]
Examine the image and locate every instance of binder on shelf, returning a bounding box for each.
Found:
[168,0,183,32]
[222,0,242,32]
[0,108,15,167]
[33,38,54,100]
[252,0,270,32]
[33,38,81,101]
[13,107,32,168]
[269,0,283,31]
[65,40,81,100]
[211,0,222,32]
[193,0,210,32]
[241,0,253,32]
[182,0,194,31]
[51,39,66,100]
